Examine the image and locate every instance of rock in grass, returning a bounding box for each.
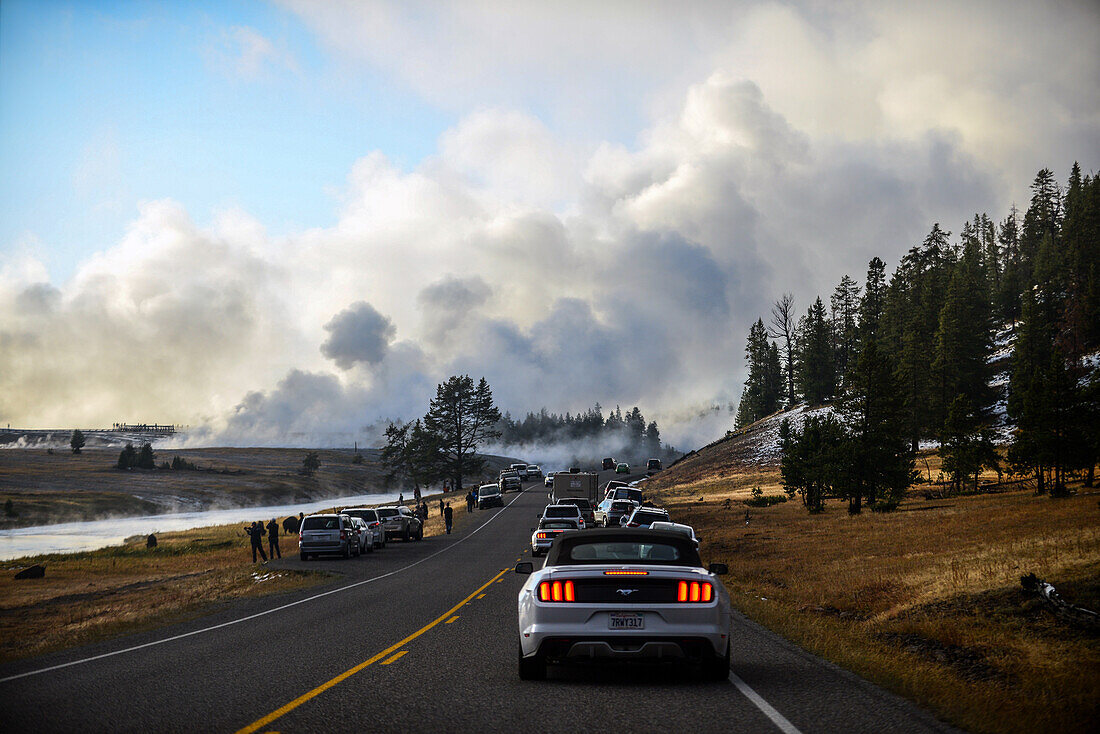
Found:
[15,564,45,579]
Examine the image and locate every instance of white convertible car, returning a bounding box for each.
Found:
[514,529,732,680]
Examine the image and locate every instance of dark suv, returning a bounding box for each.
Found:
[602,457,616,471]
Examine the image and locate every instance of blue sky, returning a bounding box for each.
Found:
[0,0,449,282]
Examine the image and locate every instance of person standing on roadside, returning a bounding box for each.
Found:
[266,518,281,559]
[247,521,267,563]
[439,498,445,516]
[444,502,453,534]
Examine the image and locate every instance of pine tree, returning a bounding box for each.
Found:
[423,375,502,494]
[835,339,916,513]
[996,205,1022,326]
[645,422,661,455]
[116,443,136,470]
[300,451,320,477]
[69,429,85,455]
[930,236,995,432]
[859,257,887,345]
[1061,164,1100,354]
[940,395,1000,494]
[795,297,835,405]
[736,319,782,426]
[886,224,954,449]
[830,274,861,386]
[136,442,156,470]
[779,415,844,513]
[1019,168,1061,283]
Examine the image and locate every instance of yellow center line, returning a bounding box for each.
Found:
[380,651,408,665]
[445,616,459,624]
[234,567,508,734]
[476,593,486,599]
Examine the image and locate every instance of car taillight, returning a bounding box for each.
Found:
[538,580,575,602]
[677,580,713,603]
[604,570,648,576]
[536,532,549,539]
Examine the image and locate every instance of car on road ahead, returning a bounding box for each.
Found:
[554,497,595,527]
[646,458,663,475]
[542,504,586,529]
[543,471,556,488]
[595,498,639,528]
[649,521,699,548]
[340,507,386,549]
[602,458,616,471]
[499,471,522,492]
[298,513,360,560]
[378,505,423,541]
[511,463,530,480]
[514,528,732,680]
[621,506,671,528]
[616,462,630,474]
[604,485,643,505]
[478,483,504,509]
[530,517,580,556]
[527,465,542,479]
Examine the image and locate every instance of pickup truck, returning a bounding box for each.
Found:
[499,471,522,492]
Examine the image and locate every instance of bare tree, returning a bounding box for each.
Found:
[769,293,797,407]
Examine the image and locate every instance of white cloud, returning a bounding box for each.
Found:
[4,1,1097,449]
[211,25,299,81]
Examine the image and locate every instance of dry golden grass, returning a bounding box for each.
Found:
[0,523,326,664]
[651,471,1100,734]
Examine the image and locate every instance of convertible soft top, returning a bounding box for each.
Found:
[544,528,704,568]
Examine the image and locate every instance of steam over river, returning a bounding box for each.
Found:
[0,492,403,561]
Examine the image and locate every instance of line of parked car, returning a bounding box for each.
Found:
[300,460,544,559]
[298,504,424,560]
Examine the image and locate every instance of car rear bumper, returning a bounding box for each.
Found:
[299,541,348,554]
[519,605,730,660]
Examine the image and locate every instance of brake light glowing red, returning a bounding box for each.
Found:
[604,570,649,576]
[677,580,714,603]
[538,580,575,602]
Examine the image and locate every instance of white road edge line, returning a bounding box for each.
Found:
[729,670,803,734]
[0,488,529,684]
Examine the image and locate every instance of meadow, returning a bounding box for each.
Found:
[649,461,1100,734]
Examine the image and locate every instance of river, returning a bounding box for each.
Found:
[0,491,405,561]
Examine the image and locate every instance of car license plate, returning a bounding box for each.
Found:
[609,612,644,629]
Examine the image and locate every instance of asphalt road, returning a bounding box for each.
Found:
[0,475,961,733]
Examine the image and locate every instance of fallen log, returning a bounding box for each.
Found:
[1021,573,1100,630]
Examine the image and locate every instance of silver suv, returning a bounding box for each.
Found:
[377,505,423,542]
[299,514,360,560]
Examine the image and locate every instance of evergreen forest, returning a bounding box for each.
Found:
[733,164,1099,510]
